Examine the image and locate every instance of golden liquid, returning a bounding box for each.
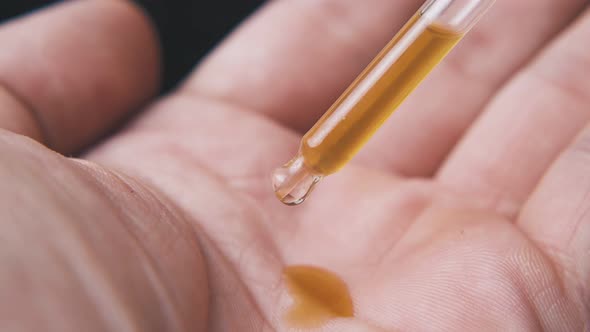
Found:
[283,265,354,328]
[301,14,463,175]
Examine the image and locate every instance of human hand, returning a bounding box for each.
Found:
[1,0,589,331]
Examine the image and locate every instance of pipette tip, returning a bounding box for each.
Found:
[272,155,322,206]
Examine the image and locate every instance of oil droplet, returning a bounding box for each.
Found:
[272,155,322,206]
[283,265,354,328]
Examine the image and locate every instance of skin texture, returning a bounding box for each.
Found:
[0,0,589,331]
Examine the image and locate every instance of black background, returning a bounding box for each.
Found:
[0,0,264,92]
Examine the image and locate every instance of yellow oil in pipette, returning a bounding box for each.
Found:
[303,17,461,175]
[272,0,494,205]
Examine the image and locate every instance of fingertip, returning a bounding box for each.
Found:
[0,0,161,152]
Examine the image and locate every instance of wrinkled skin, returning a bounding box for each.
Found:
[1,0,589,331]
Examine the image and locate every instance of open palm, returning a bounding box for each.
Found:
[2,0,589,331]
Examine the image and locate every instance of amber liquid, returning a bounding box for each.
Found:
[301,14,463,175]
[283,265,354,328]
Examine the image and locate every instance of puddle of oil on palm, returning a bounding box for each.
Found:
[283,265,354,328]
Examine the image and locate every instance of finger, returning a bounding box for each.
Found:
[357,0,587,175]
[438,8,590,217]
[518,125,590,317]
[185,0,586,177]
[0,0,159,153]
